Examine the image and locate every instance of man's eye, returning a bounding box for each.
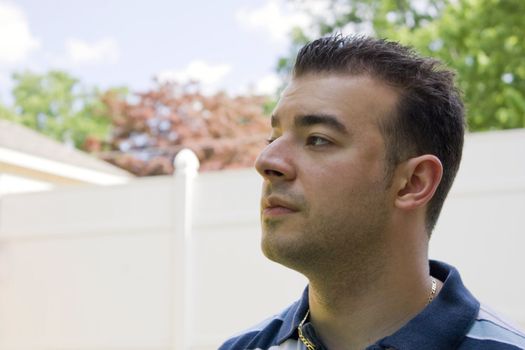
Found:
[306,136,331,146]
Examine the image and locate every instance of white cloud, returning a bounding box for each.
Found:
[300,1,355,25]
[235,0,311,44]
[65,37,120,65]
[231,72,283,97]
[236,0,374,42]
[252,73,282,96]
[0,2,40,64]
[156,60,232,92]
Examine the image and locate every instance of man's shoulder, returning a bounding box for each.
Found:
[458,304,525,349]
[218,301,301,350]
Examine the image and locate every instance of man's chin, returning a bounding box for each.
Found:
[261,233,289,263]
[260,234,314,271]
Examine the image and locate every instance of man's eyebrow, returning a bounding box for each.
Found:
[294,114,350,135]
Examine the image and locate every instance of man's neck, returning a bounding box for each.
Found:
[306,256,433,350]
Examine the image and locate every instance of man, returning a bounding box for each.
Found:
[220,35,525,350]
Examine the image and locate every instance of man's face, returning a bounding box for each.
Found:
[254,73,400,274]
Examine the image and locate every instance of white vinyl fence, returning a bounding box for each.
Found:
[0,129,524,350]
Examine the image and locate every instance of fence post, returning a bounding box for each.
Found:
[172,149,200,350]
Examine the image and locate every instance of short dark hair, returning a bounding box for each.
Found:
[293,35,465,233]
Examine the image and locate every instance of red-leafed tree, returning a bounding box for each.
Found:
[93,82,272,176]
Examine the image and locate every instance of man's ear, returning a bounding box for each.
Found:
[394,155,443,210]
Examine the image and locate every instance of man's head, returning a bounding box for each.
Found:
[292,35,465,233]
[255,35,465,277]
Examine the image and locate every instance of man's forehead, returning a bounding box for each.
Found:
[273,73,399,127]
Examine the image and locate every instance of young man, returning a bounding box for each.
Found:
[220,35,525,350]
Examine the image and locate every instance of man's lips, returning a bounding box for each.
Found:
[261,197,299,217]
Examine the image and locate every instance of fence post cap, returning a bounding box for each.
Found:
[174,148,200,174]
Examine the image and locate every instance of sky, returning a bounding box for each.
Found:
[0,0,316,103]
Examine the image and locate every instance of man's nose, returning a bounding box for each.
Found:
[255,138,296,181]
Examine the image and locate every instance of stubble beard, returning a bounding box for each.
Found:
[261,190,390,292]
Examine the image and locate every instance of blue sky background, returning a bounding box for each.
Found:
[0,0,316,102]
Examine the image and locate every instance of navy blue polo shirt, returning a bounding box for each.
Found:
[220,260,525,349]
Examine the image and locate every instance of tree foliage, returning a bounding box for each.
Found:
[389,0,525,130]
[281,0,525,130]
[8,70,116,149]
[1,70,272,176]
[0,103,17,122]
[97,82,270,176]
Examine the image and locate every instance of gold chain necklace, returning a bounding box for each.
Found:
[298,277,438,349]
[428,277,437,304]
[298,309,316,350]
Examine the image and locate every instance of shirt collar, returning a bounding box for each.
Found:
[275,260,480,349]
[378,260,480,350]
[276,286,309,344]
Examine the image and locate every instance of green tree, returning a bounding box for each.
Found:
[0,103,17,122]
[281,0,525,130]
[7,70,118,149]
[278,0,446,75]
[387,0,525,130]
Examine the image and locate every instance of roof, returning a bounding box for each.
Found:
[0,119,133,178]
